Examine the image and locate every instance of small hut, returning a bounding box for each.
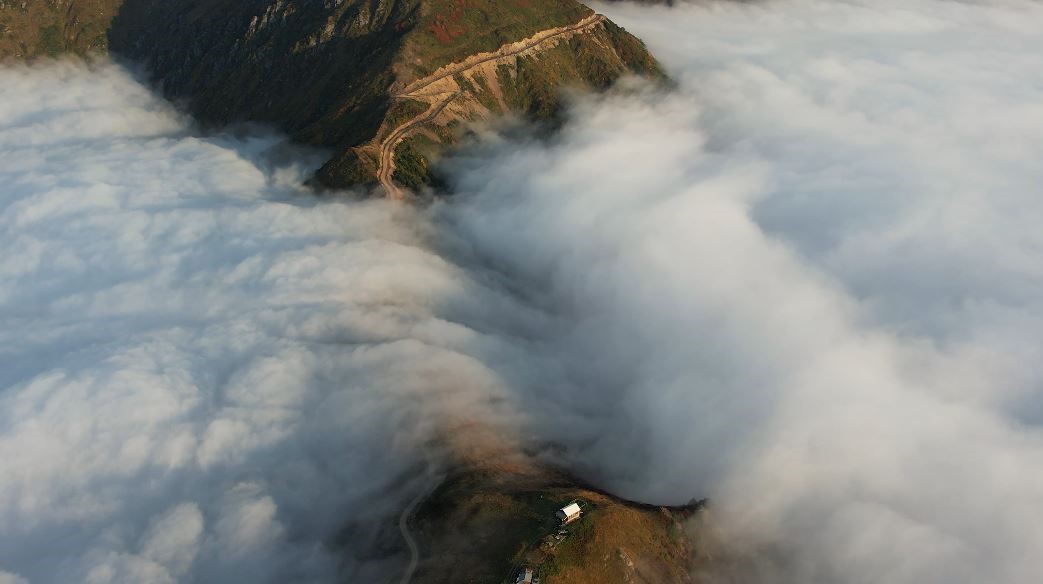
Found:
[555,502,582,525]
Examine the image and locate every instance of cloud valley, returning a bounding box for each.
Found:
[437,1,1043,581]
[3,1,1043,583]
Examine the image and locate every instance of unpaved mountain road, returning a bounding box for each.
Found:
[377,14,607,198]
[398,475,443,584]
[378,91,460,200]
[396,13,606,98]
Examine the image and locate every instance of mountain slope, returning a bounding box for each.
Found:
[107,0,663,194]
[0,0,122,59]
[409,465,700,584]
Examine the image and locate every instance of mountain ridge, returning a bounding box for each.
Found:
[108,0,664,194]
[0,0,663,194]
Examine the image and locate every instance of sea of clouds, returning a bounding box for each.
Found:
[3,0,1043,583]
[438,0,1043,582]
[0,62,540,583]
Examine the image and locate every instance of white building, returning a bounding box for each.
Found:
[515,567,534,583]
[556,502,582,525]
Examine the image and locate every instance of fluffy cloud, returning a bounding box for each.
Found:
[5,1,1043,582]
[434,1,1043,581]
[0,61,528,583]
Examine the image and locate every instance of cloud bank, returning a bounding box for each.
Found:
[0,61,535,583]
[434,0,1043,582]
[4,1,1043,583]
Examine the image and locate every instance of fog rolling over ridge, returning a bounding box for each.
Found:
[2,1,1043,584]
[0,62,541,583]
[439,0,1043,582]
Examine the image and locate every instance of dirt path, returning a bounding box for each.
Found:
[398,475,443,584]
[397,14,606,98]
[376,14,607,198]
[377,91,460,199]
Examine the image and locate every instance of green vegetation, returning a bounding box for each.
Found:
[539,510,596,578]
[392,136,435,190]
[0,0,124,59]
[467,71,504,113]
[454,72,477,94]
[602,20,665,79]
[39,24,64,57]
[381,98,432,141]
[410,467,696,584]
[405,0,592,77]
[314,147,379,188]
[412,470,548,582]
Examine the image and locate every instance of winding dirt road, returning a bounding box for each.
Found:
[397,14,606,98]
[377,91,460,200]
[377,14,607,198]
[398,475,443,584]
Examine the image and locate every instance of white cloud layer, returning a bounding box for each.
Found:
[435,0,1043,582]
[4,1,1043,583]
[0,61,531,583]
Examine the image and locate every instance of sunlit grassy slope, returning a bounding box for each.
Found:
[0,0,122,59]
[411,468,698,584]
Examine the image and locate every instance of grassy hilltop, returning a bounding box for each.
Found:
[0,0,122,59]
[408,464,700,584]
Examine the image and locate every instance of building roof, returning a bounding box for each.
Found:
[559,503,581,517]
